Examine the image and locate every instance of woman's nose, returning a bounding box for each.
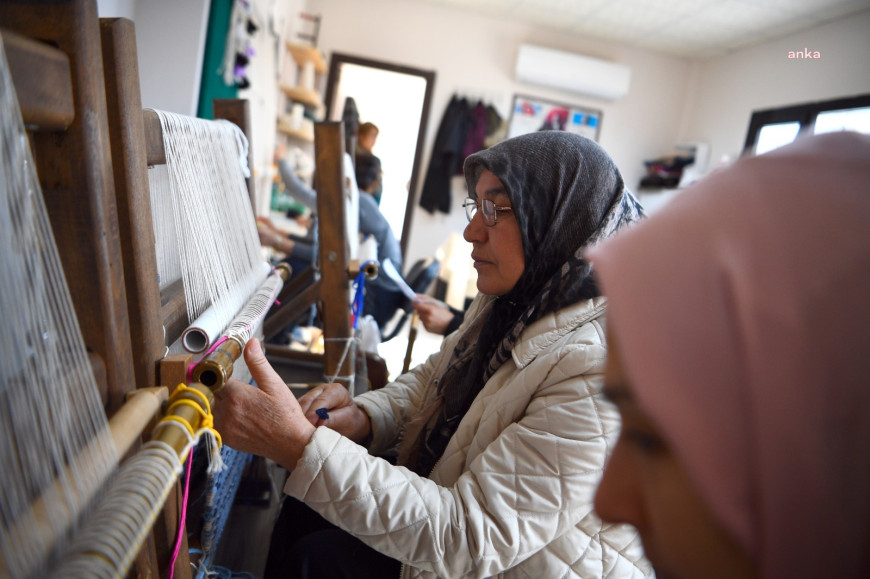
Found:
[464,210,487,243]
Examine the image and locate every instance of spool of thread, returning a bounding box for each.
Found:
[358,235,378,264]
[300,60,316,91]
[362,260,379,280]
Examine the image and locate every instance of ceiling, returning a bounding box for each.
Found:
[405,0,870,59]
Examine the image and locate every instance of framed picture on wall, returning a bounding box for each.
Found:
[506,94,602,141]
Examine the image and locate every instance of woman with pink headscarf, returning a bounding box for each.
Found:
[588,131,870,579]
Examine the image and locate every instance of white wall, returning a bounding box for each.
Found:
[134,0,211,116]
[680,10,870,167]
[96,0,212,115]
[308,0,693,270]
[97,0,135,20]
[99,0,308,214]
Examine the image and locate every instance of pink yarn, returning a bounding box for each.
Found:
[169,449,194,579]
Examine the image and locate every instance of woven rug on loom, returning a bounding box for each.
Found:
[195,445,253,577]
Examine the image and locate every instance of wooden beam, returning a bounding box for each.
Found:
[0,28,75,130]
[265,345,325,365]
[314,122,354,386]
[275,265,316,305]
[101,16,165,393]
[142,108,166,165]
[1,0,136,414]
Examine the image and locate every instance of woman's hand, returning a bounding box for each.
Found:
[411,294,455,335]
[213,339,316,471]
[256,218,294,253]
[256,222,278,248]
[256,215,278,231]
[273,142,286,163]
[297,382,372,445]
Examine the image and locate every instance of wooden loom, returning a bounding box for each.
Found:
[0,0,357,575]
[262,121,359,389]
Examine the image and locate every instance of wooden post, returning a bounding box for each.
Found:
[100,16,165,394]
[314,122,354,387]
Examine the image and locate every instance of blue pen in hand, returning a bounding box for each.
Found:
[315,407,329,421]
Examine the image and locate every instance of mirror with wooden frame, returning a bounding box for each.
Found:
[323,53,435,260]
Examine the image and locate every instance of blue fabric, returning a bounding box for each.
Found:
[194,446,253,578]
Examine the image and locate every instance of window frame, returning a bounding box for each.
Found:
[743,93,870,155]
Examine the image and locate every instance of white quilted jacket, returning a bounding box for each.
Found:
[284,294,653,578]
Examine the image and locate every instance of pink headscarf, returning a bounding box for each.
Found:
[587,132,870,578]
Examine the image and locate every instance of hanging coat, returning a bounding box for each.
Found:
[419,95,471,214]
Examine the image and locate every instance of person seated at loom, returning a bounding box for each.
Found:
[265,147,409,336]
[355,121,383,204]
[411,293,466,336]
[588,131,870,579]
[256,211,314,279]
[213,131,653,578]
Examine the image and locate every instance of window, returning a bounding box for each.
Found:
[743,93,870,156]
[814,106,870,135]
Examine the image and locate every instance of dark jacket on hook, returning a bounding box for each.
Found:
[459,100,489,173]
[419,95,472,214]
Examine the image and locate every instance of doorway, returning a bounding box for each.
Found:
[323,53,435,259]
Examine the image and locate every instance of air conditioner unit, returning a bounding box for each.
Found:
[515,44,631,101]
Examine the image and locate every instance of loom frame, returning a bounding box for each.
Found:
[2,0,359,574]
[263,121,357,389]
[1,2,197,573]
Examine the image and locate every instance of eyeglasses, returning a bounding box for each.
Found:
[463,197,513,226]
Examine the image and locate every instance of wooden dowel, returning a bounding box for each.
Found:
[112,387,169,456]
[0,386,169,576]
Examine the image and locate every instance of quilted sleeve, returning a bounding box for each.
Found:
[352,353,434,453]
[285,324,624,578]
[353,302,470,454]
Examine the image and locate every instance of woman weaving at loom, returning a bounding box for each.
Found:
[263,147,406,335]
[213,131,653,578]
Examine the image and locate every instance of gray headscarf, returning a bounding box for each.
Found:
[401,131,644,476]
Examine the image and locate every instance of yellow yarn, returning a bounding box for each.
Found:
[160,383,223,447]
